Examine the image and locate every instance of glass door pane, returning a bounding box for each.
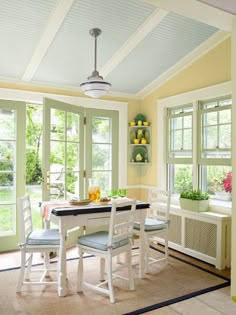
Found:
[0,109,16,233]
[43,98,84,201]
[25,104,43,229]
[85,108,119,197]
[0,100,25,252]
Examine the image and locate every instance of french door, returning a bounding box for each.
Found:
[43,98,85,201]
[42,98,119,201]
[0,100,25,251]
[85,108,119,195]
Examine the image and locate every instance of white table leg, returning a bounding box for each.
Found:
[43,218,51,275]
[58,220,67,297]
[139,208,146,278]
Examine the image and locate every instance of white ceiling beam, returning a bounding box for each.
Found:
[138,30,230,98]
[142,0,233,32]
[22,0,75,81]
[100,8,168,78]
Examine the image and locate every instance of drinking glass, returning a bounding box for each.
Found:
[107,189,118,199]
[118,189,127,197]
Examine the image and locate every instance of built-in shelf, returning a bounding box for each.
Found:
[128,125,151,164]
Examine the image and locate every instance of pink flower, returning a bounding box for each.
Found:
[222,172,232,193]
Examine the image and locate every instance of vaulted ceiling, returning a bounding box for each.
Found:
[0,0,234,98]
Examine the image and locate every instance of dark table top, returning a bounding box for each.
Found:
[51,200,150,216]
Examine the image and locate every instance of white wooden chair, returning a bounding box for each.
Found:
[77,199,136,303]
[133,189,171,273]
[16,195,60,292]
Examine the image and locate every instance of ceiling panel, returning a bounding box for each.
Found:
[33,0,155,88]
[106,12,218,94]
[0,0,57,79]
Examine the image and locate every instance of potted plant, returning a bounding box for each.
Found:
[179,190,209,212]
[134,113,146,126]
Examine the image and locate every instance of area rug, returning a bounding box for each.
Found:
[0,248,230,315]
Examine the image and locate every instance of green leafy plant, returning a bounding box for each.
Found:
[134,113,146,124]
[180,190,209,200]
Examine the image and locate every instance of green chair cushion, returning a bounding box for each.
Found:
[134,218,169,231]
[78,231,129,251]
[27,229,60,245]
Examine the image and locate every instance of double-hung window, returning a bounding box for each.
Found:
[166,95,232,200]
[199,96,232,196]
[167,104,193,193]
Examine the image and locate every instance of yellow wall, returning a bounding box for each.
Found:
[140,37,231,188]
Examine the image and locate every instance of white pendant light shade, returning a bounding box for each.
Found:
[80,72,111,99]
[80,28,111,98]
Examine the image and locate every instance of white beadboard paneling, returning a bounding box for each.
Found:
[33,0,155,87]
[0,0,57,78]
[106,12,218,94]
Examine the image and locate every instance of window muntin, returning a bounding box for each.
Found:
[200,96,231,161]
[168,105,193,160]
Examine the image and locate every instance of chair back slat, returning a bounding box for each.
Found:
[18,195,33,243]
[115,221,131,230]
[113,232,130,243]
[115,210,133,223]
[148,190,171,222]
[108,199,136,248]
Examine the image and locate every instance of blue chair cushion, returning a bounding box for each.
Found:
[134,218,169,231]
[27,229,60,245]
[78,231,129,251]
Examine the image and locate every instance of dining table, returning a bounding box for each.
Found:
[41,199,149,297]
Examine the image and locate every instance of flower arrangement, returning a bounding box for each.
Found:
[222,172,232,193]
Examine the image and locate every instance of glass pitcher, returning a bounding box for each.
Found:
[88,178,101,201]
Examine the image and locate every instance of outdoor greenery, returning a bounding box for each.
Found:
[180,190,209,200]
[26,105,42,184]
[175,165,232,195]
[174,166,192,193]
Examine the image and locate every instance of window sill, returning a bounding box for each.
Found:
[171,196,232,216]
[209,199,232,215]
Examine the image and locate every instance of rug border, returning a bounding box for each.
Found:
[123,246,230,315]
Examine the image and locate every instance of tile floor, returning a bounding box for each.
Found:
[1,246,236,315]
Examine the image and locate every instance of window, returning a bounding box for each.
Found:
[199,96,232,197]
[167,105,193,193]
[166,95,232,200]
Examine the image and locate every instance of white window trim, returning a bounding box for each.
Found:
[157,81,232,214]
[0,88,128,188]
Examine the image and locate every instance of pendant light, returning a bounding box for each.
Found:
[80,28,111,98]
